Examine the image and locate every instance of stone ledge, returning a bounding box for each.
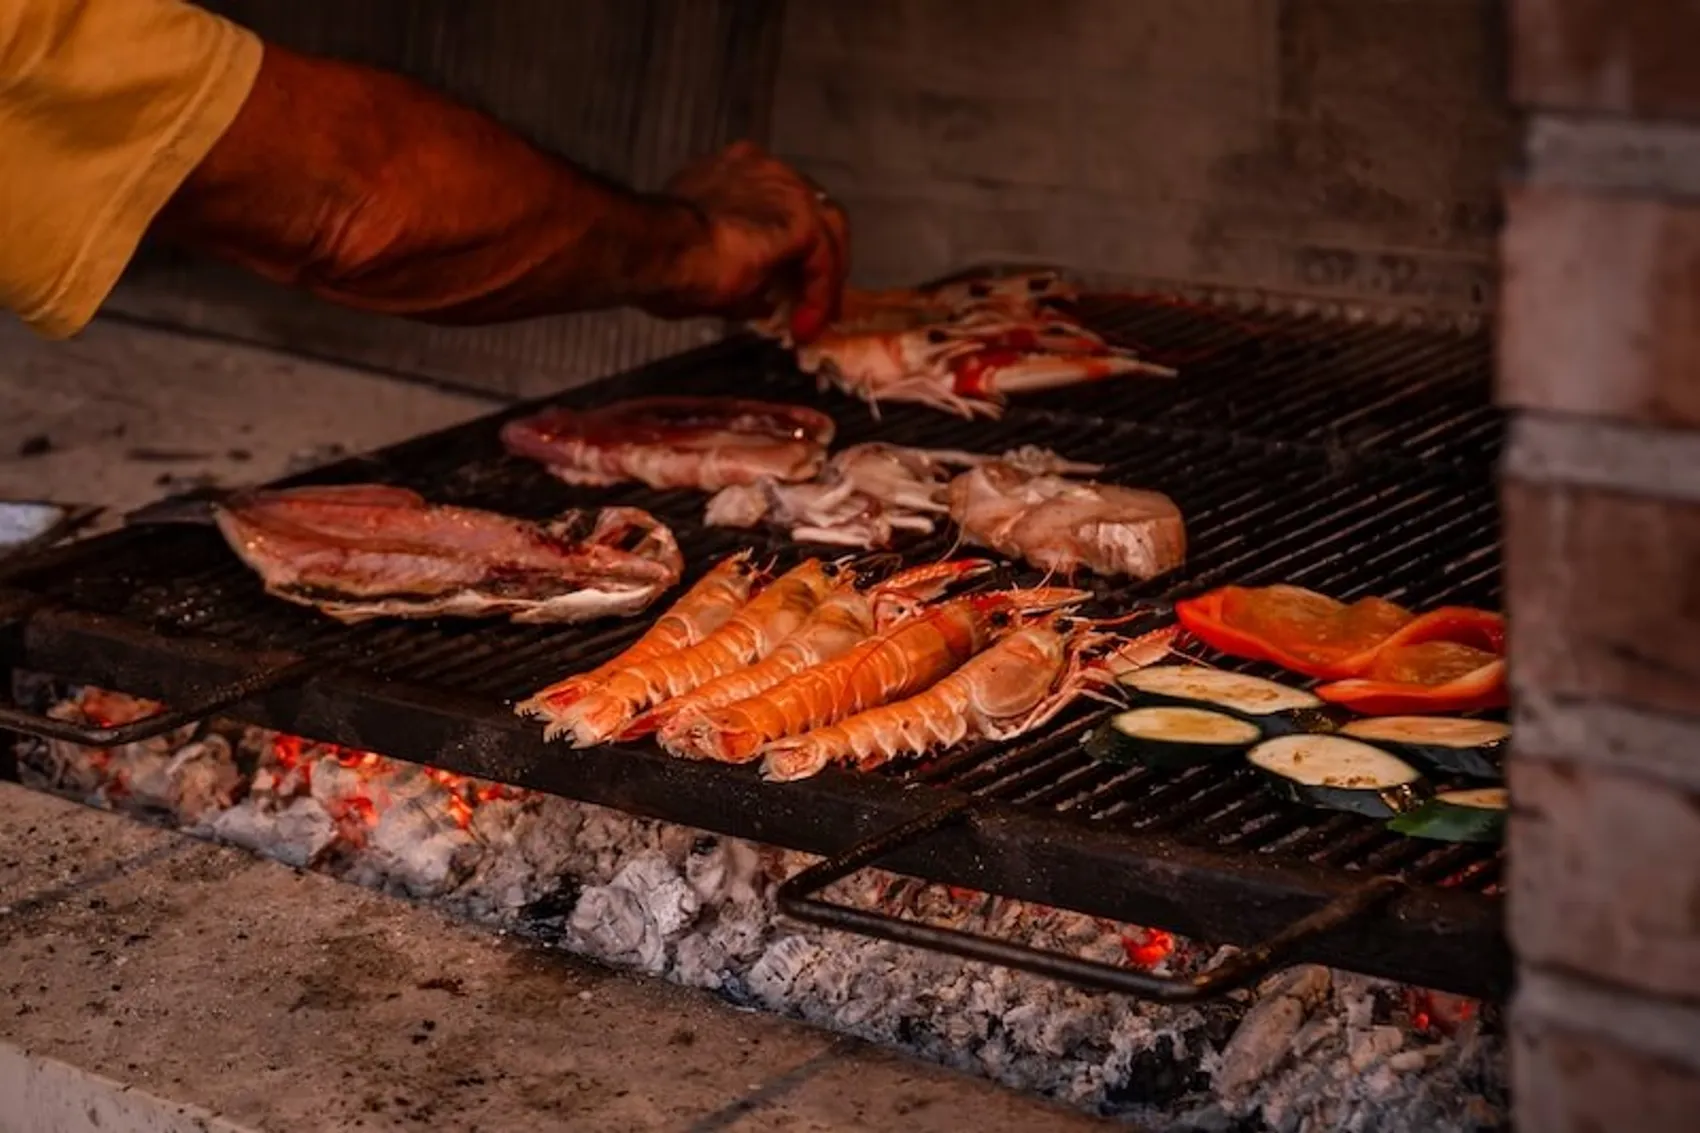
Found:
[0,782,1110,1133]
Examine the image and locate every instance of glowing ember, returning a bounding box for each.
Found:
[1406,988,1480,1035]
[1121,926,1177,970]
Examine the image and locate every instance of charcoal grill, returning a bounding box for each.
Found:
[0,293,1510,1001]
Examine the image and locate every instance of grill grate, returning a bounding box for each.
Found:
[0,296,1510,998]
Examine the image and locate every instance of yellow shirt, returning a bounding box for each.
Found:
[0,0,261,338]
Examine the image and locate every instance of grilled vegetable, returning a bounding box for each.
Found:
[1387,787,1508,843]
[1247,734,1429,818]
[1339,716,1509,781]
[1117,664,1341,733]
[1174,585,1509,715]
[1085,706,1261,768]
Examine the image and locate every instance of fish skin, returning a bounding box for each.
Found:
[213,485,681,623]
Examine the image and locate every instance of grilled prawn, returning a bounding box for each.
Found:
[762,623,1177,782]
[640,558,995,744]
[516,552,761,723]
[536,559,840,746]
[666,587,1090,764]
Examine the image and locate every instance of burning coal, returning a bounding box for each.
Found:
[13,681,1507,1131]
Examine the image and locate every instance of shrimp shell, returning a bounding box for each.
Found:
[761,625,1074,782]
[543,559,837,746]
[761,623,1175,782]
[515,552,759,723]
[669,587,1088,764]
[643,559,994,745]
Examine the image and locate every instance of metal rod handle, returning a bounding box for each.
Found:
[776,800,1408,1003]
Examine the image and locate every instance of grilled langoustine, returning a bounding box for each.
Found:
[761,623,1178,782]
[515,552,761,722]
[532,558,841,747]
[664,587,1091,765]
[500,396,836,491]
[947,460,1187,582]
[214,484,681,624]
[639,558,995,744]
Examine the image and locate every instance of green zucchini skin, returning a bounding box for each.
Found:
[1117,665,1347,736]
[1339,717,1509,781]
[1084,707,1262,769]
[1247,735,1431,819]
[1387,788,1508,843]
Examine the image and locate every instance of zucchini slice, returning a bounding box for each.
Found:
[1247,734,1429,818]
[1387,787,1508,843]
[1085,706,1262,769]
[1118,664,1343,734]
[1339,716,1509,781]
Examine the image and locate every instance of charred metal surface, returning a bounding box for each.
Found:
[0,298,1511,999]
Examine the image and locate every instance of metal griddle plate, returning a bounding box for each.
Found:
[0,297,1511,999]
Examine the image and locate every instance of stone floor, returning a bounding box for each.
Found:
[0,316,1119,1132]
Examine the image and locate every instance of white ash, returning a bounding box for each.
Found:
[13,682,1507,1131]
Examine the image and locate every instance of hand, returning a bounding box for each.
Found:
[654,141,849,343]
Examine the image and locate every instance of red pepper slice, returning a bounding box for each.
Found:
[1173,585,1417,680]
[1316,660,1508,715]
[1174,586,1509,714]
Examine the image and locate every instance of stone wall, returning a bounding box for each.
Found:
[1498,2,1700,1128]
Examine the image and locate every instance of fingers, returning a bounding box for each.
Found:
[788,198,850,344]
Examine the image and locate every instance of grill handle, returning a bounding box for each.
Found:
[776,798,1407,1004]
[0,658,321,747]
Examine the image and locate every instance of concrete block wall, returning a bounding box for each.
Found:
[1499,2,1700,1128]
[769,0,1512,310]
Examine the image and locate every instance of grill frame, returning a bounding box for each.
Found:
[0,299,1513,1000]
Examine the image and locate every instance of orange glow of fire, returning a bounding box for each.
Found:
[1407,988,1480,1035]
[1121,927,1177,970]
[265,733,520,833]
[421,766,523,830]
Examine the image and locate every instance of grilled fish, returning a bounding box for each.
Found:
[214,484,682,624]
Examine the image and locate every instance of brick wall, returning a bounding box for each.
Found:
[770,0,1512,311]
[1500,2,1700,1128]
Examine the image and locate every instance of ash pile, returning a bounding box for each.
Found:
[13,680,1507,1132]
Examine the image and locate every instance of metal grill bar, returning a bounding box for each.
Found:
[0,297,1511,999]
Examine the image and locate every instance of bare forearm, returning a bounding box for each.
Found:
[152,43,708,323]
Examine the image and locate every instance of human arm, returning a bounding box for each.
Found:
[0,0,845,342]
[152,44,849,340]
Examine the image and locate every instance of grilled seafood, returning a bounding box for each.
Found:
[762,623,1177,782]
[947,460,1187,581]
[665,587,1090,764]
[706,443,1102,550]
[534,558,840,746]
[755,270,1078,342]
[640,558,995,743]
[515,553,761,721]
[798,314,1174,419]
[500,397,836,491]
[214,484,681,624]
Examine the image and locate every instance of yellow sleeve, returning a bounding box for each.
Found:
[0,0,262,339]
